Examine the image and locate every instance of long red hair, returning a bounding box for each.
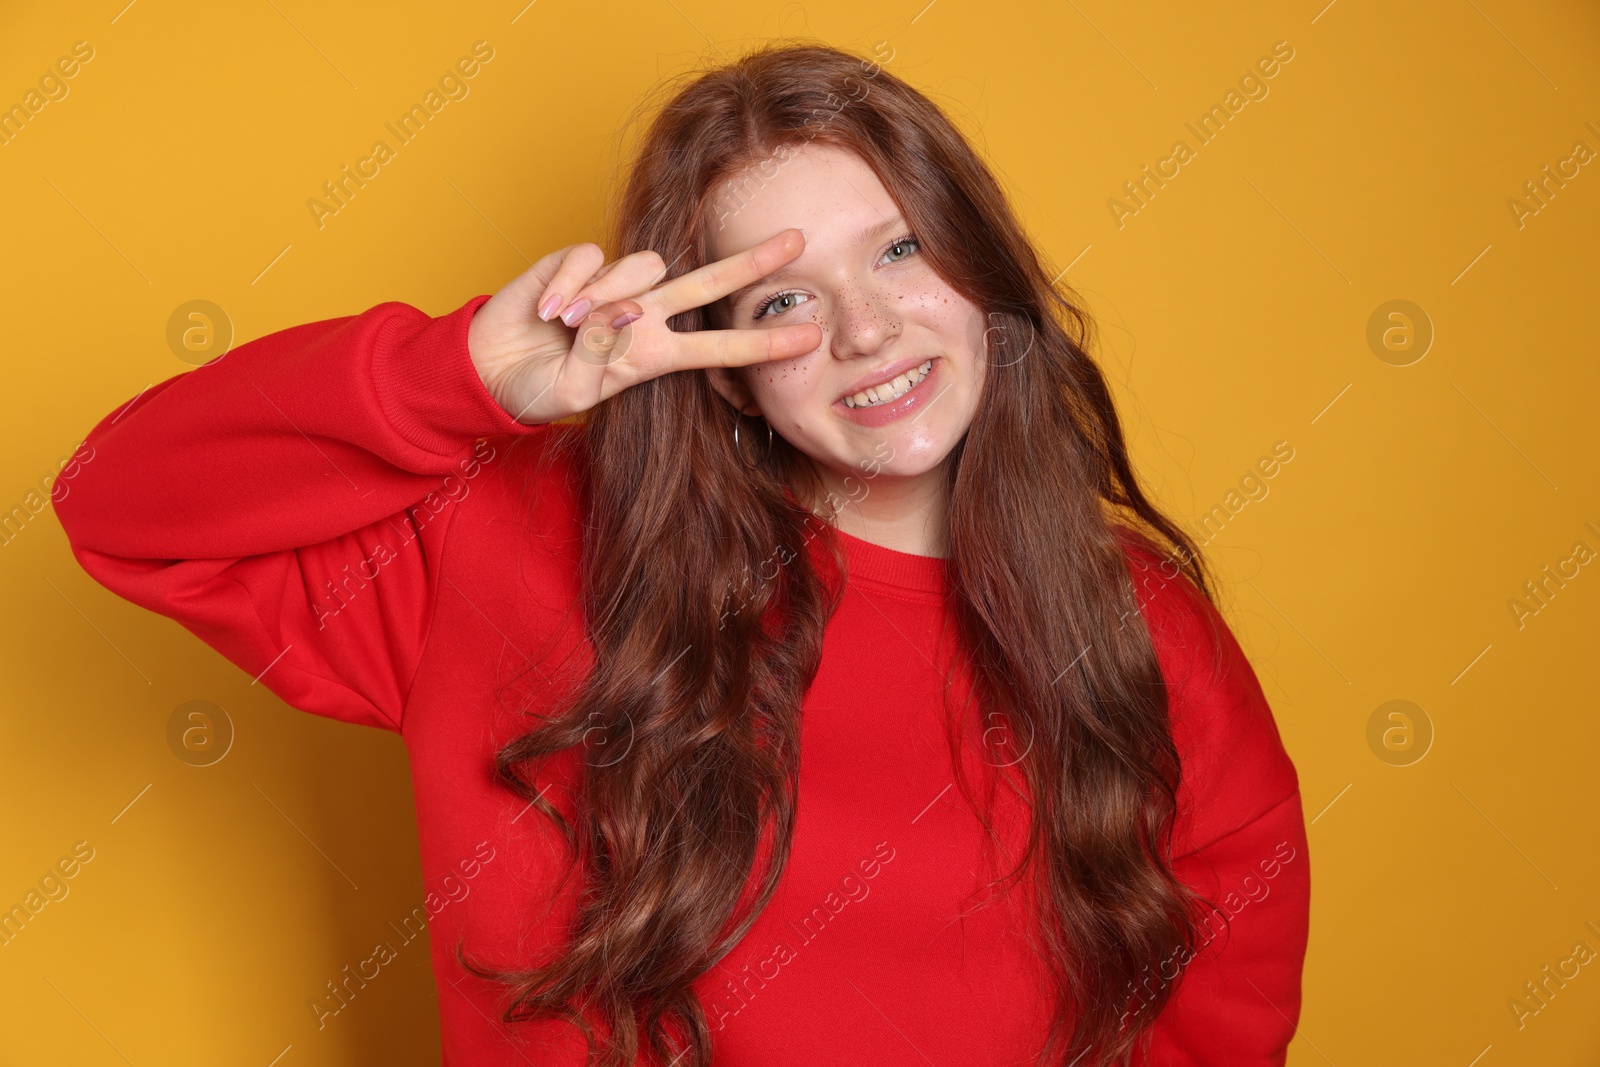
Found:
[457,40,1221,1067]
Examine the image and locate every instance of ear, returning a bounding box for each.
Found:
[704,365,762,418]
[701,300,763,416]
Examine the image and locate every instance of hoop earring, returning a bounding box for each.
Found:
[732,416,774,469]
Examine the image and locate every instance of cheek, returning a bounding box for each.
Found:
[748,358,821,426]
[897,284,991,401]
[894,277,985,353]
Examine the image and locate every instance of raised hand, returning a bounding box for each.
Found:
[467,228,822,426]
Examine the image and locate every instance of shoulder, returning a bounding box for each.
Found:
[1115,529,1226,688]
[1112,527,1301,859]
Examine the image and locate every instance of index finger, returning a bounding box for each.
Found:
[644,228,806,319]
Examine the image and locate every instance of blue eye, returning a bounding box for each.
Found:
[753,290,810,319]
[750,233,921,321]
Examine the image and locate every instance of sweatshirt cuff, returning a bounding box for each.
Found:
[370,293,546,457]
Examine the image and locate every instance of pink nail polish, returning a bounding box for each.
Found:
[538,292,562,321]
[609,310,641,330]
[559,297,591,327]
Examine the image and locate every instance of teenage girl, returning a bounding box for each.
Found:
[57,42,1308,1067]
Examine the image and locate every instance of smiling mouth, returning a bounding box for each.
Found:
[841,359,935,408]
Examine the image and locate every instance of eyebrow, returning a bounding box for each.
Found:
[720,214,907,313]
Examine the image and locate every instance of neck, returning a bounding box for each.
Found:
[803,460,950,559]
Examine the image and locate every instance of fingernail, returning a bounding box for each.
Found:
[538,292,562,321]
[559,297,591,327]
[609,309,641,330]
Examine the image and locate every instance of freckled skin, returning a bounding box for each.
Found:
[702,144,987,555]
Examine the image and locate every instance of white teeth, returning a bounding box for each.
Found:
[843,359,934,408]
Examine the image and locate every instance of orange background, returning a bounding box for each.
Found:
[2,0,1598,1063]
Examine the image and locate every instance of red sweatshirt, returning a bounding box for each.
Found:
[53,294,1309,1066]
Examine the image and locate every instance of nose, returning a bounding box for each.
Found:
[826,278,902,362]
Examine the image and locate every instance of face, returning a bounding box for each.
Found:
[704,143,988,518]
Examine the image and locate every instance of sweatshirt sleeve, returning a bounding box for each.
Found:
[1119,537,1311,1066]
[52,294,546,733]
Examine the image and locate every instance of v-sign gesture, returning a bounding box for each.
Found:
[468,228,821,426]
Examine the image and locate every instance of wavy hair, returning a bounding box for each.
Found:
[456,40,1221,1067]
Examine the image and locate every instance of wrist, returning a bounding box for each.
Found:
[371,294,539,454]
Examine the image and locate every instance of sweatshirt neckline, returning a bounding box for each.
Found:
[832,527,949,598]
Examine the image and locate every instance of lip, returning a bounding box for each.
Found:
[833,356,941,428]
[835,355,938,405]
